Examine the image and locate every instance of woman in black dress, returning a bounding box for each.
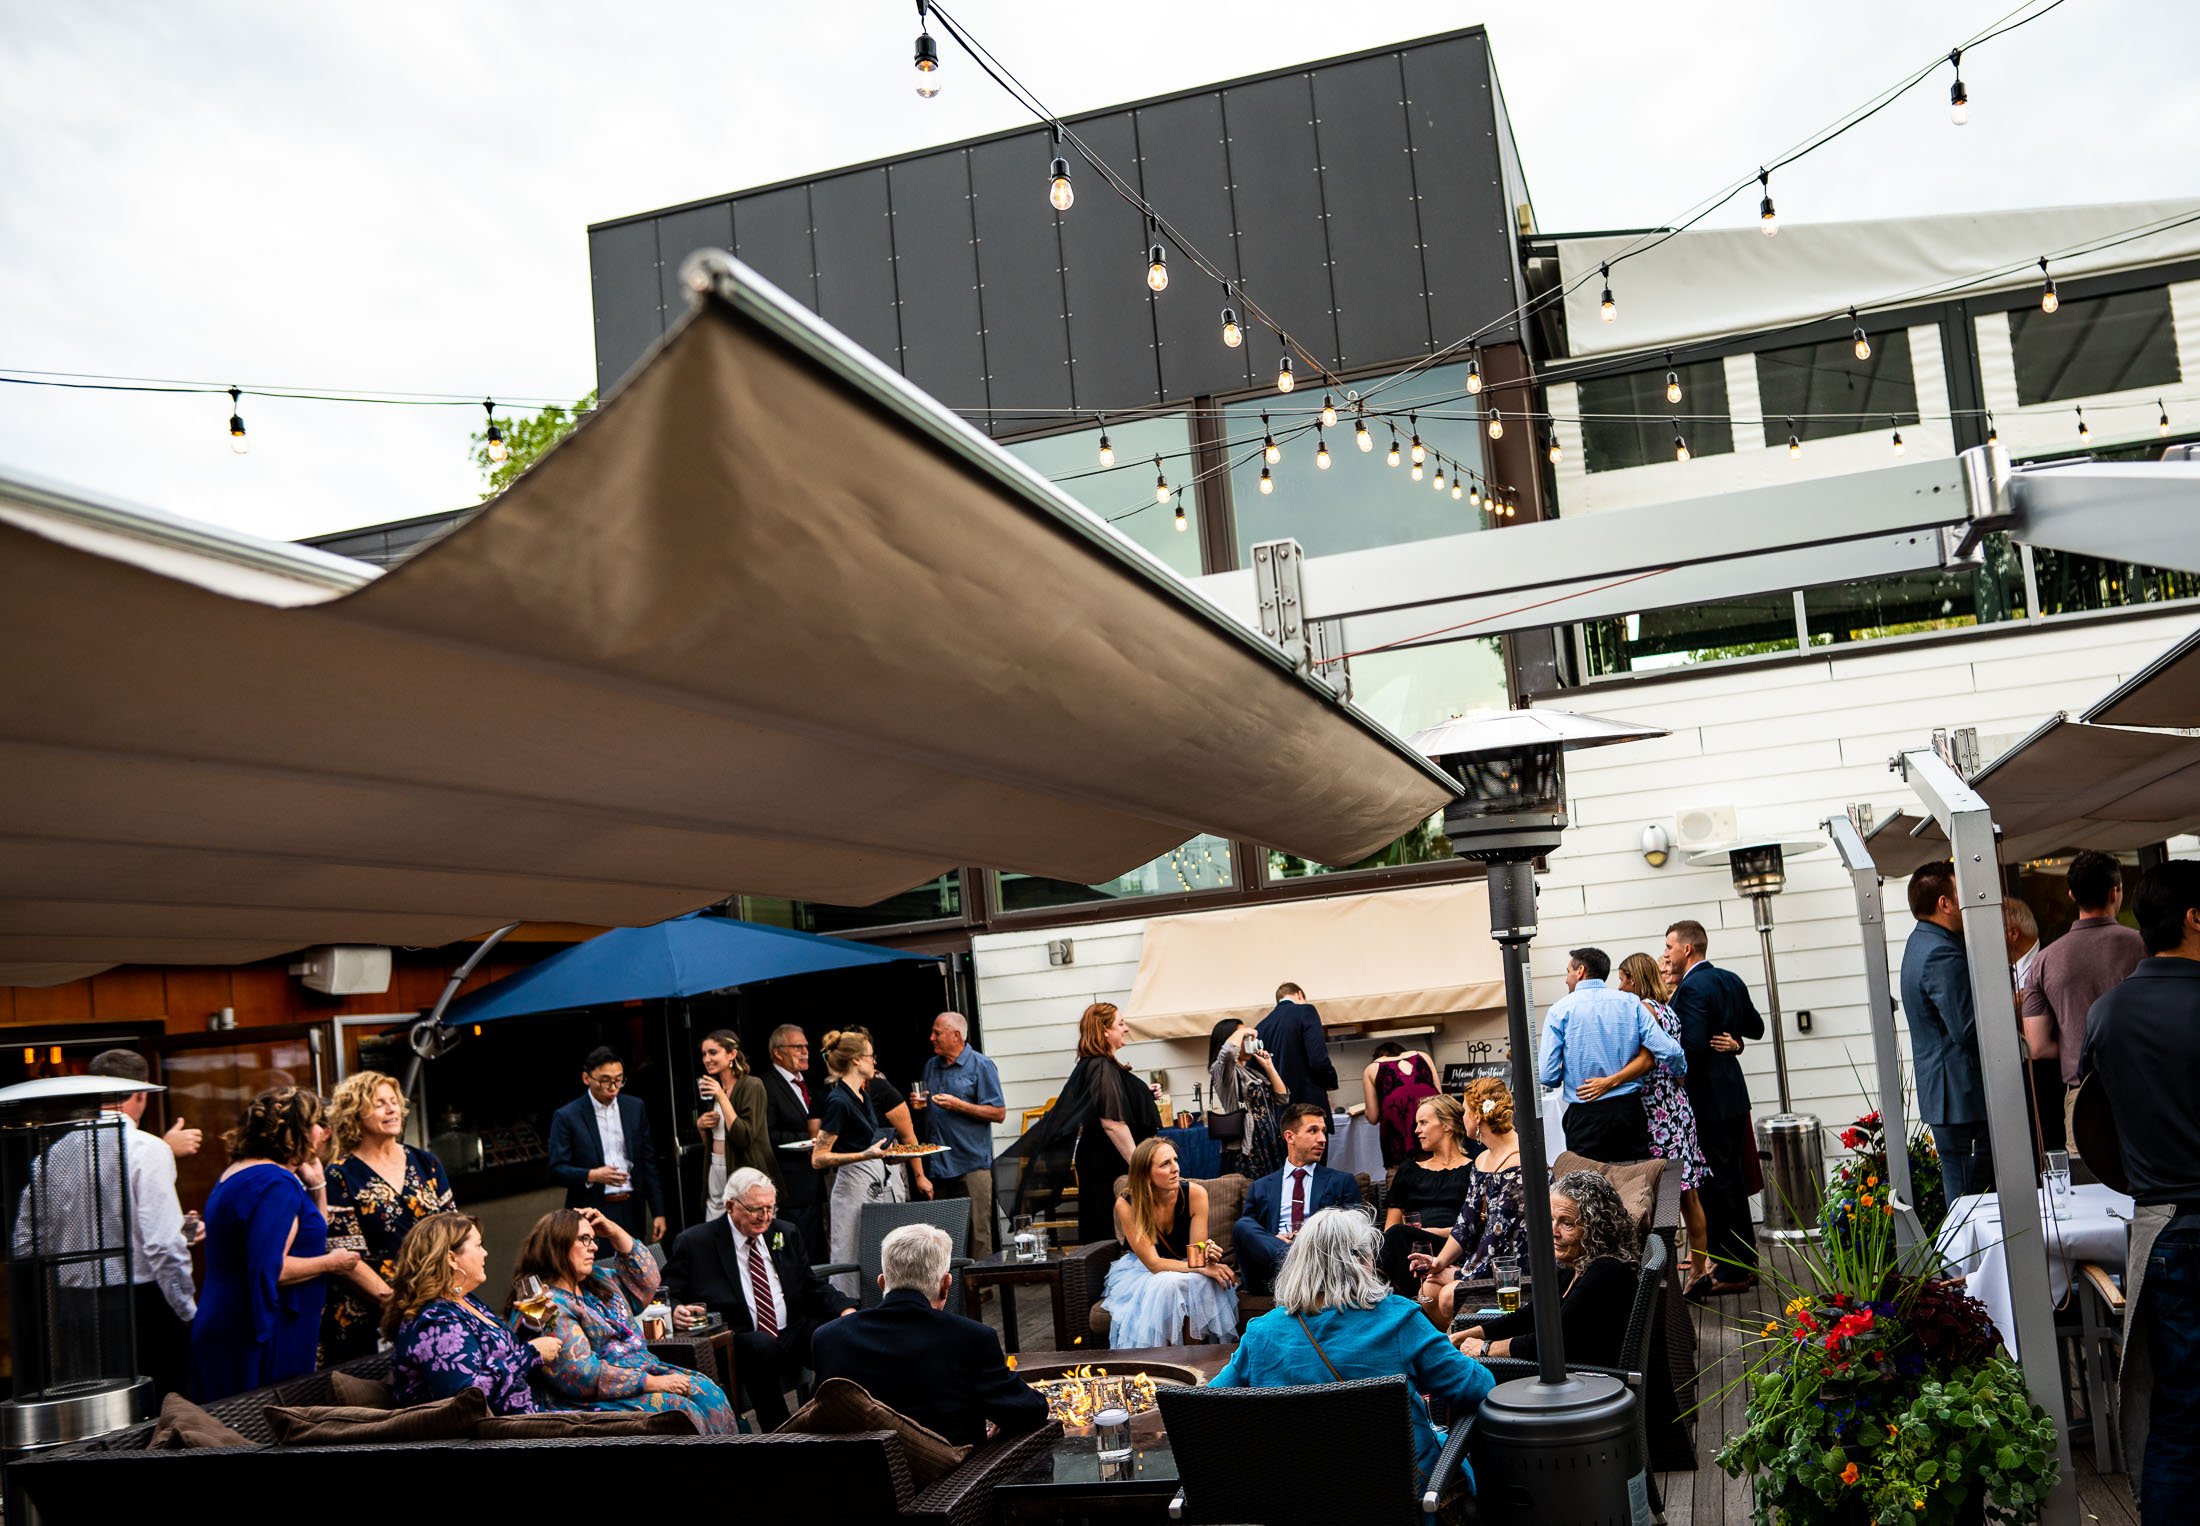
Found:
[1377,1094,1475,1294]
[1072,1002,1160,1246]
[1449,1170,1640,1366]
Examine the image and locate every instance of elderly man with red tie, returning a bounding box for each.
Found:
[1232,1104,1364,1294]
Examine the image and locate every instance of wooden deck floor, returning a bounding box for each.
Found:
[973,1246,2141,1524]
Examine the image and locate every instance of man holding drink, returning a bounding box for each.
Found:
[547,1047,665,1243]
[916,1011,1007,1255]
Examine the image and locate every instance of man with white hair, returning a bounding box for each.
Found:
[663,1166,852,1430]
[809,1222,1047,1447]
[916,1010,1006,1255]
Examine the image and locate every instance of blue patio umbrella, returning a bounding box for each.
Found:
[443,910,937,1026]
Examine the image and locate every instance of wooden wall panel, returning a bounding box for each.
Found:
[90,968,167,1021]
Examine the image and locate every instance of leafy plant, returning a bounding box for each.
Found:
[1823,1108,1948,1245]
[469,391,596,498]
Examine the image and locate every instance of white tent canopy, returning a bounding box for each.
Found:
[0,254,1454,987]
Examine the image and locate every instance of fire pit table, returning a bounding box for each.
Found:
[993,1344,1232,1522]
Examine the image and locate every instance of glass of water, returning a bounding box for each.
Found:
[1094,1403,1132,1463]
[2043,1150,2072,1219]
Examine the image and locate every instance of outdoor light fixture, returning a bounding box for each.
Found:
[1674,434,1690,463]
[1986,413,1999,446]
[913,2,941,97]
[1641,823,1672,868]
[1173,500,1187,532]
[1466,352,1483,395]
[1788,419,1802,458]
[2077,407,2092,445]
[1047,160,1074,213]
[1315,427,1331,470]
[482,399,507,463]
[1599,261,1615,323]
[2163,399,2174,437]
[1664,353,1682,405]
[1891,418,1905,456]
[1275,352,1295,392]
[1547,431,1562,466]
[1258,465,1274,495]
[1468,479,1482,506]
[1487,408,1504,440]
[227,386,248,455]
[2038,256,2059,314]
[1387,427,1401,467]
[1153,456,1170,503]
[1355,411,1372,452]
[1097,431,1114,467]
[1452,478,1465,501]
[1146,242,1170,293]
[1220,305,1241,348]
[1949,48,1969,125]
[1432,460,1445,491]
[1262,413,1279,464]
[1320,393,1338,429]
[1851,309,1871,361]
[1411,459,1425,483]
[1408,707,1667,1517]
[1410,418,1426,465]
[1758,168,1777,236]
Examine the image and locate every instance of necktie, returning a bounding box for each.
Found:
[1290,1168,1308,1233]
[794,1075,810,1109]
[747,1236,780,1337]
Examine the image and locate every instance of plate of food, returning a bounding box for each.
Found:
[779,1139,818,1150]
[877,1141,948,1157]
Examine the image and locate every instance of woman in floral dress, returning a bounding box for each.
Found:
[388,1213,558,1413]
[323,1069,455,1362]
[508,1206,737,1433]
[1408,1078,1528,1327]
[1616,951,1713,1287]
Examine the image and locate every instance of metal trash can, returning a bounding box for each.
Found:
[1758,1112,1825,1241]
[1469,1373,1648,1524]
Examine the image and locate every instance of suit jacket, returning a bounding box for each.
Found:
[759,1065,820,1205]
[660,1214,851,1347]
[809,1288,1047,1448]
[1669,960,1764,1124]
[1233,1162,1362,1274]
[545,1092,662,1216]
[1900,920,1985,1127]
[1254,1000,1337,1106]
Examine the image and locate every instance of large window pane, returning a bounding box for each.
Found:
[1006,416,1202,577]
[1801,535,2026,646]
[1267,814,1452,879]
[995,836,1234,913]
[743,873,962,934]
[1755,327,1919,443]
[1582,593,1799,676]
[1227,362,1489,562]
[2009,287,2179,405]
[1578,358,1733,472]
[2031,548,2200,616]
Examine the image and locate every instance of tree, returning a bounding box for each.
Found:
[469,391,596,498]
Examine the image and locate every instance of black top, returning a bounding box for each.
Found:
[2081,955,2200,1203]
[1147,1186,1194,1259]
[1073,1058,1161,1245]
[1385,1157,1474,1226]
[818,1079,889,1151]
[866,1075,907,1115]
[1477,1255,1636,1365]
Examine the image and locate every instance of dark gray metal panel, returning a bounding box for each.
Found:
[732,185,816,309]
[809,167,903,371]
[1138,92,1253,403]
[1219,72,1338,377]
[968,131,1072,434]
[887,150,990,415]
[588,218,663,396]
[1313,56,1430,370]
[1057,112,1160,414]
[653,202,733,326]
[1402,34,1519,349]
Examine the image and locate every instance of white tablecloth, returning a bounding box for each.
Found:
[1329,1114,1386,1180]
[1932,1182,2133,1359]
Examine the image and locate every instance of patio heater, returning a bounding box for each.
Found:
[1687,839,1825,1239]
[0,1076,160,1455]
[1411,708,1665,1524]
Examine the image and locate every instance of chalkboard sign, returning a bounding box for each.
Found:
[1443,1039,1513,1093]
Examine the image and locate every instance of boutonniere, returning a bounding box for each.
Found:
[770,1231,785,1252]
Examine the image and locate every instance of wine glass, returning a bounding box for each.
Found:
[514,1275,553,1331]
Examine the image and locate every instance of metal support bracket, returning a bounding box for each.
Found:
[1823,809,1922,1252]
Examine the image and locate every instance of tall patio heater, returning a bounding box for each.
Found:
[0,1076,159,1455]
[1410,708,1665,1525]
[1686,839,1825,1239]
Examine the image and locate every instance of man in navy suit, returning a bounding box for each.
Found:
[1255,982,1337,1108]
[810,1222,1046,1448]
[1898,862,1992,1199]
[1233,1104,1363,1293]
[1665,919,1765,1295]
[546,1046,665,1244]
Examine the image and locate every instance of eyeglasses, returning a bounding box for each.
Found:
[730,1199,776,1216]
[587,1074,626,1088]
[574,1235,599,1248]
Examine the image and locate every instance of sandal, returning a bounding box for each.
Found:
[1683,1274,1717,1303]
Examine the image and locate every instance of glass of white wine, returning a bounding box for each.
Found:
[513,1275,554,1331]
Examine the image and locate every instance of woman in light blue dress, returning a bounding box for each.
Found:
[1101,1136,1238,1347]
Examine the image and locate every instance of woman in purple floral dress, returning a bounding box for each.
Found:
[509,1207,737,1434]
[1616,952,1712,1286]
[388,1213,557,1413]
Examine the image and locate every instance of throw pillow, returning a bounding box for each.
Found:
[328,1370,395,1410]
[265,1386,488,1445]
[476,1408,700,1439]
[150,1393,254,1450]
[776,1377,971,1484]
[1553,1151,1662,1238]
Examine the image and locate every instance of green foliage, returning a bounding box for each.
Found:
[1824,1108,1948,1245]
[469,391,596,498]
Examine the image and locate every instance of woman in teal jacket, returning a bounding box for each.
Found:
[1208,1207,1495,1494]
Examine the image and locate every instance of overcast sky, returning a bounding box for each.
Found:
[0,1,2189,542]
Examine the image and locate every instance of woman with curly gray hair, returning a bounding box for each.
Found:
[1449,1170,1641,1365]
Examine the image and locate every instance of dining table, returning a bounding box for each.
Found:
[1933,1181,2134,1359]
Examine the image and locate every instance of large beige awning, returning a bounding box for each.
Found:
[1123,881,1505,1041]
[0,254,1453,986]
[1902,716,2200,865]
[2083,627,2200,728]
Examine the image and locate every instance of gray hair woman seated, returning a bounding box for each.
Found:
[1208,1207,1495,1498]
[1450,1169,1641,1366]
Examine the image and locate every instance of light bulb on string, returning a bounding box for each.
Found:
[1986,413,1999,447]
[1320,393,1337,429]
[1275,350,1295,393]
[1154,456,1171,503]
[1466,352,1483,395]
[1220,304,1241,348]
[1410,458,1425,483]
[1259,464,1274,495]
[1409,415,1425,465]
[1891,417,1905,456]
[1787,419,1802,458]
[482,399,507,462]
[1432,460,1446,492]
[226,385,249,455]
[1664,353,1682,405]
[2038,257,2058,314]
[1758,168,1777,236]
[1487,408,1503,440]
[1097,430,1114,468]
[1315,426,1331,470]
[1173,500,1187,533]
[1262,413,1280,465]
[2077,407,2091,446]
[1599,261,1615,323]
[1452,477,1465,501]
[1046,128,1073,211]
[1546,431,1562,467]
[1355,409,1372,452]
[1851,309,1871,362]
[1468,478,1481,507]
[1146,242,1169,293]
[913,4,941,98]
[1674,434,1690,463]
[2162,399,2174,437]
[1949,49,1968,125]
[1386,427,1401,468]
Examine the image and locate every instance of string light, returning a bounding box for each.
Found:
[1146,240,1169,293]
[1097,430,1113,467]
[482,399,507,462]
[1758,168,1778,237]
[1546,430,1562,466]
[1046,127,1074,211]
[1386,426,1401,467]
[1355,409,1372,452]
[1432,459,1446,491]
[1259,463,1274,494]
[1468,479,1481,507]
[1487,408,1504,440]
[226,385,248,455]
[1220,297,1241,349]
[1465,352,1483,395]
[1411,457,1425,483]
[1409,415,1425,465]
[1315,426,1331,470]
[1599,261,1616,323]
[1788,418,1802,458]
[1987,413,1999,447]
[1153,455,1171,503]
[1451,476,1465,501]
[1665,353,1682,405]
[1174,499,1187,532]
[1948,48,1969,126]
[1275,350,1295,393]
[1320,393,1338,429]
[2163,399,2174,437]
[2038,256,2059,314]
[913,1,941,97]
[2076,406,2091,446]
[1851,309,1871,362]
[1674,433,1690,463]
[1890,416,1905,456]
[1262,413,1280,465]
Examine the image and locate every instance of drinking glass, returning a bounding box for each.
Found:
[514,1275,553,1331]
[1011,1215,1040,1263]
[1094,1398,1132,1463]
[1494,1257,1522,1314]
[2043,1150,2072,1219]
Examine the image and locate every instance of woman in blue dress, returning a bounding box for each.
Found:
[1101,1136,1238,1348]
[190,1088,360,1400]
[508,1206,738,1434]
[387,1213,559,1413]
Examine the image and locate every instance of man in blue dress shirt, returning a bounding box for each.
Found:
[1898,861,1992,1198]
[1539,947,1684,1163]
[916,1011,1006,1255]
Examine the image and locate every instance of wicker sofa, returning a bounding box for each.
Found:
[7,1352,1061,1526]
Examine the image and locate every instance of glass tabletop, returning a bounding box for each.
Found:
[1001,1411,1178,1493]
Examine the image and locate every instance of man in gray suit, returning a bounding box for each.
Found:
[1900,861,1992,1198]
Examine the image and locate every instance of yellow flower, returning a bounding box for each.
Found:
[1914,1500,1925,1510]
[1763,1321,1779,1336]
[1861,1193,1874,1207]
[1867,1174,1879,1187]
[1887,1423,1898,1439]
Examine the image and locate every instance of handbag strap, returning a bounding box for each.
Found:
[1292,1312,1344,1382]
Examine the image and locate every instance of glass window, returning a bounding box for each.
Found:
[1226,362,1489,562]
[1006,416,1202,577]
[1582,592,1800,676]
[1266,814,1452,881]
[2009,287,2179,406]
[1577,358,1733,472]
[2031,547,2200,617]
[994,836,1234,913]
[1754,328,1919,442]
[1801,534,2027,646]
[742,872,962,934]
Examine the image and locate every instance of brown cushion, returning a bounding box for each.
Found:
[328,1370,395,1410]
[150,1393,254,1450]
[476,1408,700,1439]
[776,1377,970,1484]
[1105,1174,1253,1258]
[265,1386,488,1445]
[1554,1151,1663,1237]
